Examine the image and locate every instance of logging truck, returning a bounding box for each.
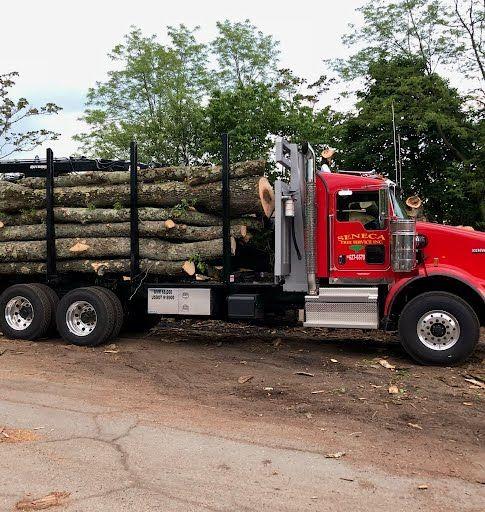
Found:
[0,136,483,365]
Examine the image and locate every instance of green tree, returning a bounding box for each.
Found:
[335,0,484,97]
[0,72,61,159]
[334,0,455,79]
[212,19,280,88]
[338,56,483,227]
[452,0,484,95]
[205,70,337,164]
[205,83,283,162]
[75,26,210,164]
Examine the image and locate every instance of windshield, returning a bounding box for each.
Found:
[390,188,408,219]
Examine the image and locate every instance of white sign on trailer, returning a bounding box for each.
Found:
[147,288,211,316]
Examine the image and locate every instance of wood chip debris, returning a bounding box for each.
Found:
[294,371,315,377]
[417,484,428,490]
[15,491,71,510]
[377,359,396,370]
[330,358,338,363]
[311,390,325,394]
[408,422,423,430]
[325,451,346,459]
[388,384,399,394]
[238,375,253,384]
[463,376,485,389]
[103,344,119,354]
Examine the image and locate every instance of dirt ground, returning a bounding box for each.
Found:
[0,321,484,511]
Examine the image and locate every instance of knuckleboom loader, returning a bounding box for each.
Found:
[0,137,483,365]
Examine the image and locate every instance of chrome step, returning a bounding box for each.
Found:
[304,287,379,329]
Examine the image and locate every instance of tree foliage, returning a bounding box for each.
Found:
[75,12,483,227]
[338,56,483,227]
[334,0,484,100]
[212,19,280,88]
[0,72,61,159]
[75,26,210,164]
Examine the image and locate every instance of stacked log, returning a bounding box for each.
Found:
[0,160,274,279]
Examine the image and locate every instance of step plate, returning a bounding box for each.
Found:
[304,288,378,329]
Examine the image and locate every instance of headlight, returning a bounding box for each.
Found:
[415,234,428,249]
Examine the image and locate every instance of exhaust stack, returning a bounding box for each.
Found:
[303,143,318,296]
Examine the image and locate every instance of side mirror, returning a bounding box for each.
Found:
[379,188,389,228]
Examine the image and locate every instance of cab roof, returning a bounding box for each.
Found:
[318,171,388,194]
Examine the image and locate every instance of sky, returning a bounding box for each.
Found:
[2,0,365,159]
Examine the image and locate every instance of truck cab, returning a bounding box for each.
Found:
[275,139,484,364]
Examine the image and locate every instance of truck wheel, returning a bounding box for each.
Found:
[92,286,124,340]
[56,287,116,346]
[0,284,52,340]
[398,291,479,365]
[30,283,59,335]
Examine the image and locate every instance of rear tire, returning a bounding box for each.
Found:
[92,286,124,340]
[56,287,116,346]
[30,283,59,335]
[0,284,52,340]
[398,291,479,365]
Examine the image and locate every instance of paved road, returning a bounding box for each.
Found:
[1,374,483,511]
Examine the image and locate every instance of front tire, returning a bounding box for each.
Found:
[398,291,479,365]
[56,287,116,346]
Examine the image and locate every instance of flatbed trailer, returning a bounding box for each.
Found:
[0,135,483,365]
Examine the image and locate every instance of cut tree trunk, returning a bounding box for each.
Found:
[0,206,263,228]
[0,207,223,227]
[1,176,273,216]
[17,160,266,188]
[0,221,247,242]
[0,237,234,262]
[0,259,189,276]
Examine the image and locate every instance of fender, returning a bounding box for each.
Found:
[384,264,485,317]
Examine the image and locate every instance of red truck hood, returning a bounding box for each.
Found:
[416,221,485,281]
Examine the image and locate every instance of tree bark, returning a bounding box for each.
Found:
[0,206,263,228]
[0,221,247,242]
[0,259,188,276]
[0,182,40,212]
[2,176,272,216]
[17,160,266,188]
[0,237,233,262]
[0,207,223,227]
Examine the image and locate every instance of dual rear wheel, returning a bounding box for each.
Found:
[0,284,124,347]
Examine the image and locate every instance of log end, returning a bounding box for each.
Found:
[70,241,91,253]
[182,260,196,276]
[258,177,275,218]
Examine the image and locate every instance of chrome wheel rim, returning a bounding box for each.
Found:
[66,301,97,337]
[5,296,34,331]
[417,310,460,351]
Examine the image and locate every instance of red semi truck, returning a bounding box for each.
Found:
[0,137,483,364]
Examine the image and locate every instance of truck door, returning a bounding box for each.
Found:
[330,188,390,280]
